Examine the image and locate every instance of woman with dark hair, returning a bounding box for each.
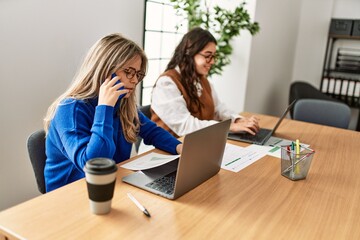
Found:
[150,27,260,137]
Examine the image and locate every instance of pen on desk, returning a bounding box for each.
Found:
[286,145,294,176]
[283,149,314,173]
[286,145,292,162]
[295,139,300,155]
[294,139,301,174]
[127,193,151,218]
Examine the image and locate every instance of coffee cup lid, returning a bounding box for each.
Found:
[84,158,117,175]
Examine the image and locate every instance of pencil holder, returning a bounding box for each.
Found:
[281,145,315,181]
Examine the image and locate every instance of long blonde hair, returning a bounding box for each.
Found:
[44,33,147,143]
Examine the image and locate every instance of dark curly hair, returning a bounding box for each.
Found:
[166,27,217,113]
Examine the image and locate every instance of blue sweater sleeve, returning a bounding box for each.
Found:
[138,111,181,154]
[54,100,116,171]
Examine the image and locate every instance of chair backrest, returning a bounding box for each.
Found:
[135,105,152,151]
[293,99,351,129]
[289,81,337,118]
[27,129,46,194]
[139,104,151,119]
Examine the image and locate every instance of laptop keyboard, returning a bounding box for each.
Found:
[145,171,177,195]
[236,129,270,142]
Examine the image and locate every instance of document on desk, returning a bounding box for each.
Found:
[264,137,310,158]
[221,143,267,172]
[120,152,180,171]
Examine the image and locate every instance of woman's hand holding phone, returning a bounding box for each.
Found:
[98,73,129,107]
[111,73,124,90]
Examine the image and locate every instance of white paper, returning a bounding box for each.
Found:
[264,137,310,158]
[245,144,274,155]
[121,152,180,170]
[221,143,267,172]
[265,136,293,147]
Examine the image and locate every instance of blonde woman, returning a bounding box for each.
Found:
[44,33,182,192]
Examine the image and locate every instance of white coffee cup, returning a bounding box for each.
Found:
[83,158,117,215]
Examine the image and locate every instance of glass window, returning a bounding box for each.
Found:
[141,0,187,106]
[144,31,162,59]
[145,2,163,31]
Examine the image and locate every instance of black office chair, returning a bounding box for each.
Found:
[135,105,152,151]
[27,129,47,194]
[293,99,351,129]
[289,81,339,118]
[139,104,151,119]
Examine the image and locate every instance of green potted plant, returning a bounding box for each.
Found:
[170,0,260,76]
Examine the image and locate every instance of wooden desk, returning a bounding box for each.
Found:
[1,114,360,239]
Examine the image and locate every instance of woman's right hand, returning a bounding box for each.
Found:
[98,75,129,107]
[229,115,260,135]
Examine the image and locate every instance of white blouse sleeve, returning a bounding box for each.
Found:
[210,81,243,122]
[151,76,219,136]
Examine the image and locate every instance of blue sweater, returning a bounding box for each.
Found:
[44,98,181,192]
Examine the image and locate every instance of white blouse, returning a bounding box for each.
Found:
[151,74,242,137]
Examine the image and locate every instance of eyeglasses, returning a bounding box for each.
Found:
[198,53,218,63]
[122,67,146,82]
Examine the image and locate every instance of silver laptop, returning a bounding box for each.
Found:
[122,119,231,200]
[227,100,297,145]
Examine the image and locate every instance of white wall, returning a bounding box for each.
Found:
[245,0,359,118]
[245,0,303,116]
[0,0,144,211]
[292,0,335,87]
[332,0,360,17]
[210,0,257,114]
